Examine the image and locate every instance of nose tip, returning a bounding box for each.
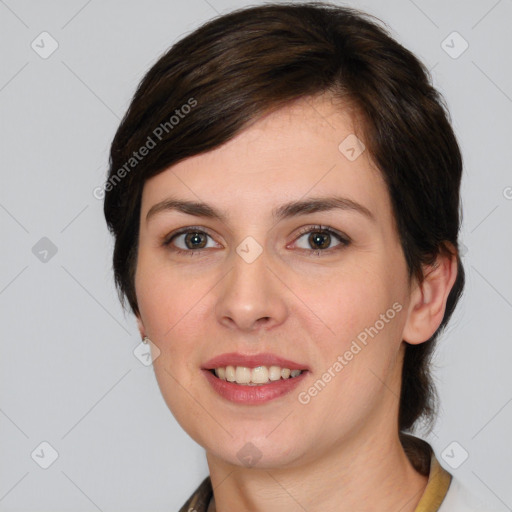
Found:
[215,253,288,333]
[221,309,274,332]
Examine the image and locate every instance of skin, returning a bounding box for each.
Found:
[134,92,458,512]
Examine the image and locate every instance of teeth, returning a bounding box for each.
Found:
[269,366,282,381]
[251,365,269,384]
[235,366,251,384]
[225,365,236,382]
[213,365,304,385]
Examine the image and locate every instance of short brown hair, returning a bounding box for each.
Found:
[104,1,465,436]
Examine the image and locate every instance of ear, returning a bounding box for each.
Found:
[402,245,458,345]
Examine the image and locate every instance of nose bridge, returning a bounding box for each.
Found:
[215,236,287,331]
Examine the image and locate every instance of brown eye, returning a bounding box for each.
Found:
[164,228,218,255]
[308,231,331,250]
[183,232,208,249]
[293,225,350,255]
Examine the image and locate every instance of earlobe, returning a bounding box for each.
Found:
[402,247,458,345]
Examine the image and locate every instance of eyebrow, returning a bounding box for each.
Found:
[145,195,375,224]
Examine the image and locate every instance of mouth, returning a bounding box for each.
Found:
[207,365,307,386]
[202,366,309,404]
[201,352,310,403]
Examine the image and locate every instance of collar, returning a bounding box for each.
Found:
[413,451,452,512]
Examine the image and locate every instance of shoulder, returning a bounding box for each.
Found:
[438,476,509,512]
[178,476,212,512]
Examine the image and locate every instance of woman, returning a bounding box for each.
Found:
[102,2,503,511]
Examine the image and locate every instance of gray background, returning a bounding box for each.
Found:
[1,0,511,510]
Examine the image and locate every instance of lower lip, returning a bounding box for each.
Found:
[202,369,308,404]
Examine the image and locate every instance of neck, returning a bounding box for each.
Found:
[206,429,429,512]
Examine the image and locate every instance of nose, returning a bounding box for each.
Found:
[215,246,288,334]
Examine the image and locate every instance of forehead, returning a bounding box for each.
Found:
[140,94,391,226]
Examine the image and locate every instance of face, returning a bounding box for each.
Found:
[135,93,416,469]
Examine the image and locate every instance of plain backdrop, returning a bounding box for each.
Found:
[1,0,511,510]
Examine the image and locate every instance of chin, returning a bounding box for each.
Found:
[201,431,308,470]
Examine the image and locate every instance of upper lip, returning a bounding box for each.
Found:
[202,352,309,371]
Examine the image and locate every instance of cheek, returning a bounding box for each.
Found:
[292,274,406,444]
[135,254,194,367]
[135,262,205,429]
[135,246,199,334]
[295,255,407,398]
[298,259,398,341]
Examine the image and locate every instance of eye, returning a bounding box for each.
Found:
[163,227,219,256]
[292,225,350,256]
[163,224,350,257]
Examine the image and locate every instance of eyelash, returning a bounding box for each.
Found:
[163,225,351,257]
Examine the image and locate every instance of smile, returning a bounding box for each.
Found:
[212,365,304,385]
[202,367,309,404]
